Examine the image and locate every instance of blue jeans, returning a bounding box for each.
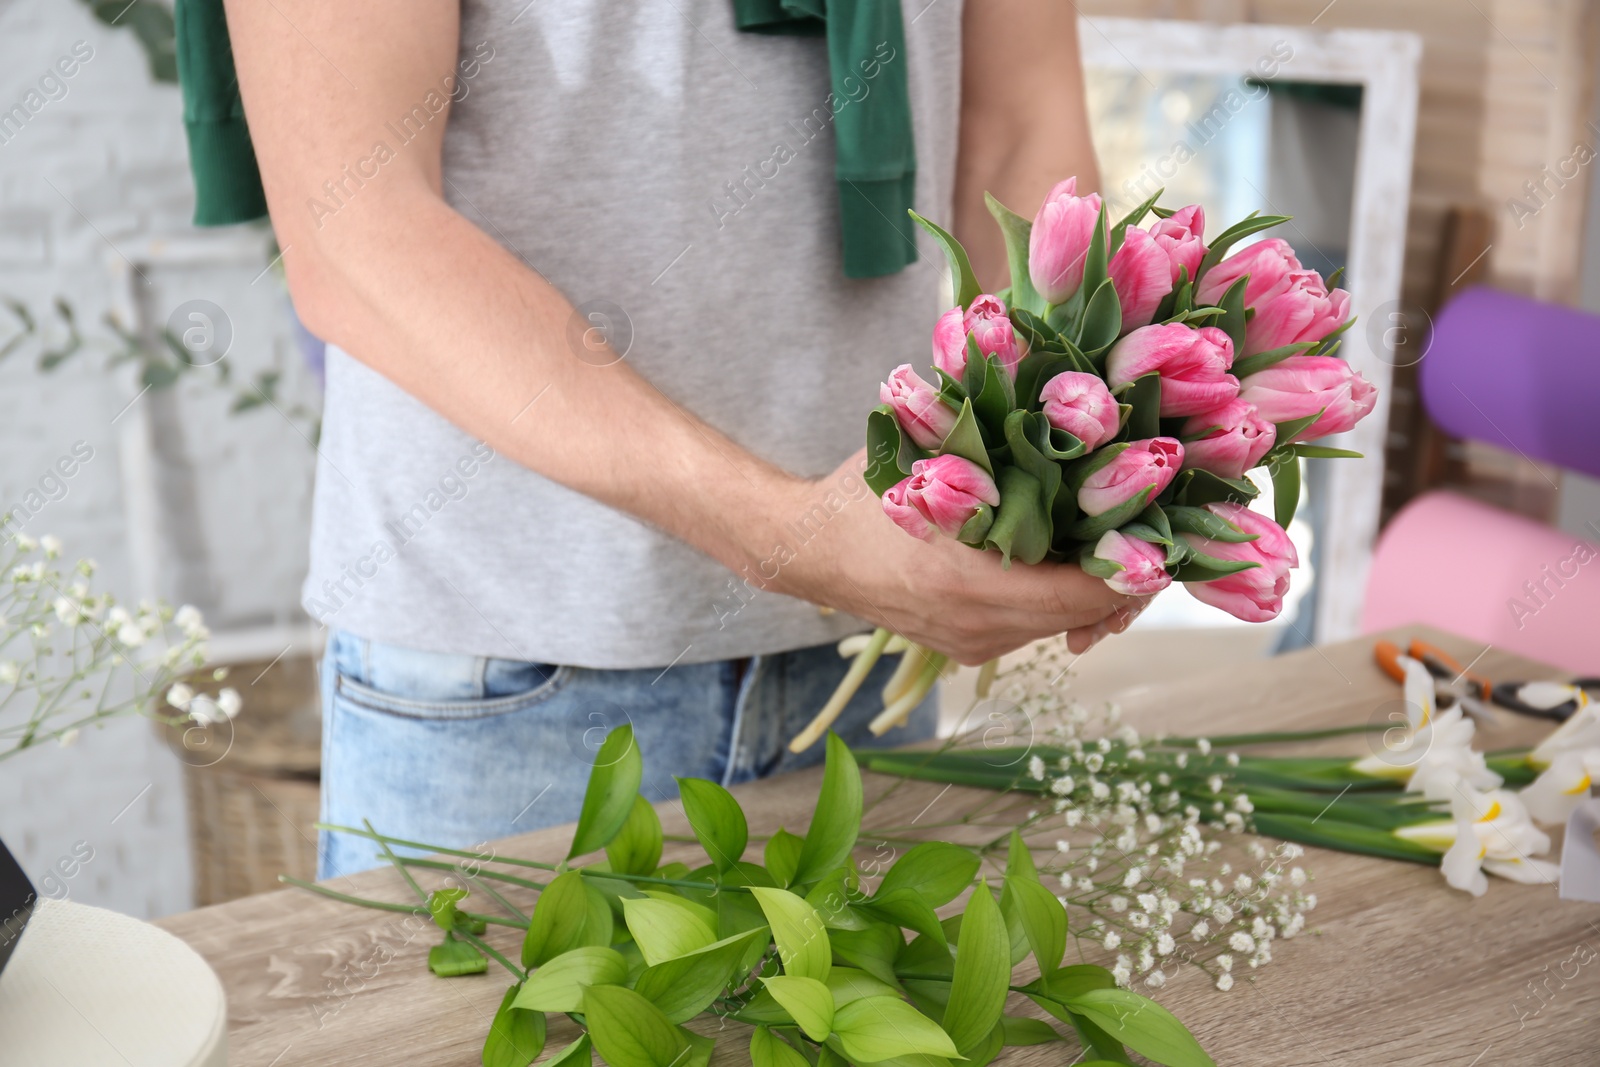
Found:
[317,631,937,878]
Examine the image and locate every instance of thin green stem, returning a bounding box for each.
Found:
[316,823,559,870]
[403,856,546,893]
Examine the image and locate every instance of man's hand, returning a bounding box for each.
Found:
[763,452,1146,665]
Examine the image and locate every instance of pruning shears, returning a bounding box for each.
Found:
[1374,637,1598,723]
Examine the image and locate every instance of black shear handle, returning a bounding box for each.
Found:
[1491,679,1600,722]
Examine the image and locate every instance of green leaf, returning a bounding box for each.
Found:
[984,466,1051,566]
[1111,189,1163,248]
[806,868,870,931]
[866,404,913,497]
[793,734,864,888]
[676,778,748,873]
[935,398,994,477]
[765,829,806,889]
[985,193,1044,315]
[857,887,945,945]
[1214,276,1249,356]
[1270,451,1301,528]
[909,210,981,308]
[620,897,718,967]
[606,794,664,877]
[751,886,832,981]
[1195,212,1292,283]
[429,887,470,931]
[634,928,769,1023]
[1002,410,1063,521]
[1077,202,1112,312]
[1064,485,1155,543]
[428,937,487,977]
[943,882,1009,1056]
[1063,988,1216,1067]
[512,946,628,1013]
[876,842,980,908]
[1000,1016,1061,1046]
[1003,877,1067,977]
[827,967,902,1007]
[569,723,643,858]
[1292,444,1363,459]
[764,975,836,1041]
[1171,540,1261,583]
[1076,279,1123,357]
[1171,467,1259,507]
[970,354,1016,442]
[484,983,547,1067]
[1164,504,1258,543]
[828,924,905,987]
[1272,409,1325,447]
[751,1027,812,1067]
[522,871,598,968]
[1121,372,1161,441]
[1230,341,1316,379]
[583,984,692,1067]
[833,997,962,1062]
[539,1035,592,1067]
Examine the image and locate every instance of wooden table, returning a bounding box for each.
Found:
[157,627,1600,1066]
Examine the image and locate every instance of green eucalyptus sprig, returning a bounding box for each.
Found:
[289,726,1218,1067]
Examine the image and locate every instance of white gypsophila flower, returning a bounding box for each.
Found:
[14,534,37,552]
[1226,752,1240,766]
[1145,970,1166,988]
[1136,893,1158,912]
[1191,920,1210,940]
[1108,895,1128,913]
[174,604,203,633]
[0,661,18,685]
[1102,931,1121,950]
[1216,953,1233,972]
[1208,775,1224,793]
[1129,911,1150,930]
[53,597,77,625]
[1196,738,1211,755]
[1085,753,1105,773]
[116,622,147,647]
[1123,866,1143,889]
[39,534,61,557]
[107,605,131,627]
[1216,973,1234,991]
[1229,932,1255,953]
[1137,947,1155,973]
[217,688,242,719]
[1091,780,1110,800]
[1055,839,1070,853]
[58,727,79,747]
[1212,902,1234,923]
[1076,876,1094,893]
[166,683,195,710]
[1289,867,1307,887]
[188,695,221,725]
[1111,957,1132,986]
[1050,776,1074,796]
[1156,933,1175,955]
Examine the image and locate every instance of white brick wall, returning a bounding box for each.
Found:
[0,1,316,919]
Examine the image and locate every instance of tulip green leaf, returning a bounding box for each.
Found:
[1171,467,1259,507]
[1270,450,1301,528]
[793,733,864,888]
[484,983,547,1067]
[1009,306,1061,351]
[865,404,912,498]
[522,871,602,968]
[765,828,806,889]
[936,398,995,477]
[1003,411,1063,519]
[1001,1016,1062,1046]
[1064,485,1155,543]
[1077,279,1123,359]
[583,984,692,1067]
[763,975,836,1041]
[751,1027,812,1067]
[985,191,1046,317]
[856,887,945,945]
[1292,444,1363,459]
[1165,504,1258,543]
[984,466,1052,567]
[569,723,643,859]
[1313,315,1356,355]
[1154,264,1193,324]
[1079,548,1124,580]
[1272,409,1326,448]
[943,881,1010,1056]
[1063,988,1217,1067]
[1111,188,1163,250]
[971,353,1016,441]
[620,896,718,967]
[512,946,628,1013]
[876,842,980,908]
[909,210,981,309]
[1230,341,1316,379]
[1195,211,1292,284]
[1122,372,1161,441]
[1077,202,1112,311]
[427,936,487,977]
[634,927,769,1023]
[827,923,905,987]
[1215,276,1250,356]
[604,794,664,877]
[1063,440,1128,493]
[1171,539,1262,583]
[832,996,962,1062]
[1137,501,1174,543]
[675,777,747,873]
[751,886,832,981]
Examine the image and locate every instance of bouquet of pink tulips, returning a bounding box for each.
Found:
[792,178,1376,752]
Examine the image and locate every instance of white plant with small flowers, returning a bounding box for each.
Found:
[0,530,235,758]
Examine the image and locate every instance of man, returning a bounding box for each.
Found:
[222,0,1136,878]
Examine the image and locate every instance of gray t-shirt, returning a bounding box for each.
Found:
[303,0,965,668]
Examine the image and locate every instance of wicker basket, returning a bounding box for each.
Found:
[160,653,322,906]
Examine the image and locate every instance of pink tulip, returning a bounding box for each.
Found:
[931,306,967,379]
[1108,227,1173,331]
[1151,205,1207,286]
[1243,270,1351,355]
[1238,355,1377,441]
[1105,323,1239,417]
[1040,371,1121,451]
[880,364,958,450]
[1091,530,1173,596]
[1078,438,1183,516]
[1195,238,1301,308]
[964,294,1025,377]
[1180,398,1277,479]
[884,455,1001,541]
[1029,177,1103,305]
[1184,502,1298,622]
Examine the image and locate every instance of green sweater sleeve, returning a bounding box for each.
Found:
[175,0,268,226]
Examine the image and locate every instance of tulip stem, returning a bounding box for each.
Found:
[869,652,947,736]
[790,628,893,752]
[974,657,999,699]
[880,641,926,706]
